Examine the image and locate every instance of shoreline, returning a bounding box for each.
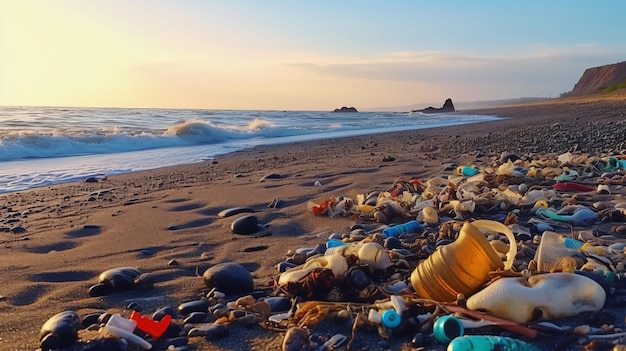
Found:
[0,96,625,351]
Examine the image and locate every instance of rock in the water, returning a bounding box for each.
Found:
[332,106,358,113]
[202,263,253,294]
[39,311,81,350]
[412,98,455,114]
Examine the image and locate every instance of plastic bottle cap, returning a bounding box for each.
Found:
[381,309,401,329]
[433,315,464,344]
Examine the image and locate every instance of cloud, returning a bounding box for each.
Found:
[282,44,626,90]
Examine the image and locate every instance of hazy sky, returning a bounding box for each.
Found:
[1,1,625,111]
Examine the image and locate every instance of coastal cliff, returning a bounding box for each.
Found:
[570,61,626,96]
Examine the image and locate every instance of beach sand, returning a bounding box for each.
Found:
[1,95,625,351]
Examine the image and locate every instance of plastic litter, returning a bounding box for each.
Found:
[410,220,517,301]
[465,273,606,323]
[382,220,424,238]
[535,231,604,272]
[535,206,597,226]
[447,335,541,351]
[552,182,596,192]
[130,311,171,339]
[433,315,464,344]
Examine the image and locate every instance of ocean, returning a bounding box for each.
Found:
[0,106,501,194]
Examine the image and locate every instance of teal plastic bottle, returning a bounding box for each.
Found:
[447,335,541,351]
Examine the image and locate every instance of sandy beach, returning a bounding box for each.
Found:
[1,95,625,351]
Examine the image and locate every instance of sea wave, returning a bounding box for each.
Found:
[0,118,297,162]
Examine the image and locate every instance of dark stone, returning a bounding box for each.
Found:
[260,173,282,181]
[178,300,210,316]
[263,297,292,313]
[202,262,254,294]
[126,301,140,311]
[349,269,370,290]
[332,106,358,113]
[384,237,403,250]
[133,273,155,290]
[184,312,208,324]
[10,226,26,234]
[153,306,178,321]
[84,177,99,183]
[204,323,229,340]
[500,152,521,163]
[276,261,298,273]
[81,313,102,328]
[88,283,112,297]
[39,311,81,350]
[88,267,145,296]
[412,98,455,114]
[411,333,428,348]
[230,215,267,235]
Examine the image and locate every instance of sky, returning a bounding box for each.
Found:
[1,1,625,111]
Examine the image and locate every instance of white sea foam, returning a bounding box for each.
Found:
[0,107,502,193]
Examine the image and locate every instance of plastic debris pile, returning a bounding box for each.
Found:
[37,152,626,351]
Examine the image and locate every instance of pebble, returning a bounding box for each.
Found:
[188,323,229,339]
[202,262,253,294]
[230,215,267,235]
[39,311,81,351]
[153,306,177,321]
[88,267,144,297]
[282,327,311,351]
[183,311,208,324]
[178,300,210,316]
[263,296,292,313]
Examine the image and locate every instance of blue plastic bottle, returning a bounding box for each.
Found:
[447,335,541,351]
[382,220,424,238]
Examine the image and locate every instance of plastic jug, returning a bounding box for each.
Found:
[410,220,517,302]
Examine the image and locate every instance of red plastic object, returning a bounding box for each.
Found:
[552,182,595,192]
[130,310,171,339]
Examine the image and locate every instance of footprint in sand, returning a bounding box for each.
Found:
[29,271,93,283]
[167,218,213,231]
[66,225,103,238]
[169,203,206,212]
[9,284,52,306]
[28,241,78,254]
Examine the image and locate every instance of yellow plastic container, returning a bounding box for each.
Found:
[410,220,517,302]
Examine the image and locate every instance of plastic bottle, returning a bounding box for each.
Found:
[382,220,424,238]
[535,231,603,273]
[447,335,541,351]
[535,206,597,226]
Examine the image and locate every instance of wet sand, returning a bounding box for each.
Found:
[0,94,625,350]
